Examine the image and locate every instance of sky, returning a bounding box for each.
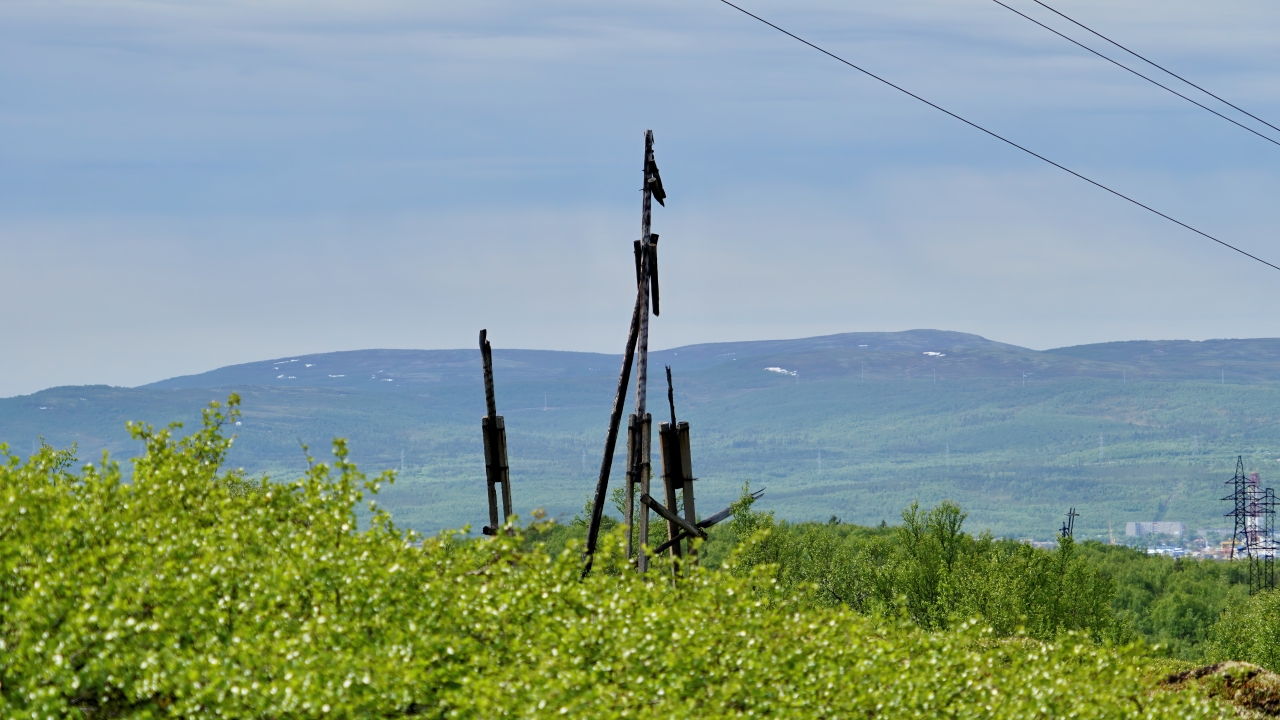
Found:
[3,0,1280,397]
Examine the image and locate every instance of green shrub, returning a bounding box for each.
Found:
[1205,589,1280,671]
[0,397,1228,717]
[1078,544,1248,660]
[724,489,1123,642]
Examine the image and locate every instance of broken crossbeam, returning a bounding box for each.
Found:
[640,493,705,541]
[650,488,766,556]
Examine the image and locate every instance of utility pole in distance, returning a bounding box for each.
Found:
[1060,508,1078,539]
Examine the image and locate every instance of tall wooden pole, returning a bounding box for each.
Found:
[634,130,655,573]
[582,129,660,579]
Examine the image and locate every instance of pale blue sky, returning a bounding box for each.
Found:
[4,0,1280,396]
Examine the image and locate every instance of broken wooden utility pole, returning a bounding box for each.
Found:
[582,130,665,578]
[479,329,512,535]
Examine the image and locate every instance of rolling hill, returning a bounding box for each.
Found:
[5,330,1280,540]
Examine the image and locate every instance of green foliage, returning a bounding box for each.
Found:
[0,398,1234,717]
[1205,590,1280,671]
[722,491,1123,642]
[1077,545,1248,659]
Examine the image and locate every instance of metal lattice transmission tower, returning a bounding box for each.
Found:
[1256,486,1276,593]
[1224,456,1276,594]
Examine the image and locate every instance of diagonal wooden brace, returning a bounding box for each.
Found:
[640,493,706,540]
[650,488,766,556]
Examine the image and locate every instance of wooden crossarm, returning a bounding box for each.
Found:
[640,494,706,540]
[649,488,765,555]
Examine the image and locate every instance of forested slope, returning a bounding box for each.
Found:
[5,331,1280,538]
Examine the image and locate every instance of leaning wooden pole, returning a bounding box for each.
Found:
[581,292,643,578]
[479,329,512,535]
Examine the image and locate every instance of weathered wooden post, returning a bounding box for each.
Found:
[678,422,697,564]
[631,129,661,574]
[657,422,684,572]
[479,329,512,535]
[624,413,637,559]
[582,130,665,578]
[635,412,653,572]
[658,366,699,574]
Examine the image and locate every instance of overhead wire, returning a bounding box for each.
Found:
[714,0,1280,273]
[991,0,1280,150]
[1030,0,1280,138]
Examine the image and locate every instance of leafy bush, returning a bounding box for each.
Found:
[722,487,1123,642]
[0,398,1229,717]
[1078,544,1248,659]
[1205,589,1280,672]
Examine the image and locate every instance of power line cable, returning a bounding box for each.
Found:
[1031,0,1280,138]
[991,0,1280,149]
[714,0,1280,273]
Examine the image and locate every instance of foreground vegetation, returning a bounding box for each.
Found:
[697,496,1255,661]
[1,397,1276,717]
[539,487,1259,663]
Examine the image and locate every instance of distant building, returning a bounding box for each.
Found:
[1126,521,1186,537]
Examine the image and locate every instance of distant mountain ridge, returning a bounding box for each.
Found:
[143,330,1280,391]
[142,330,1007,391]
[10,329,1280,539]
[1047,338,1280,382]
